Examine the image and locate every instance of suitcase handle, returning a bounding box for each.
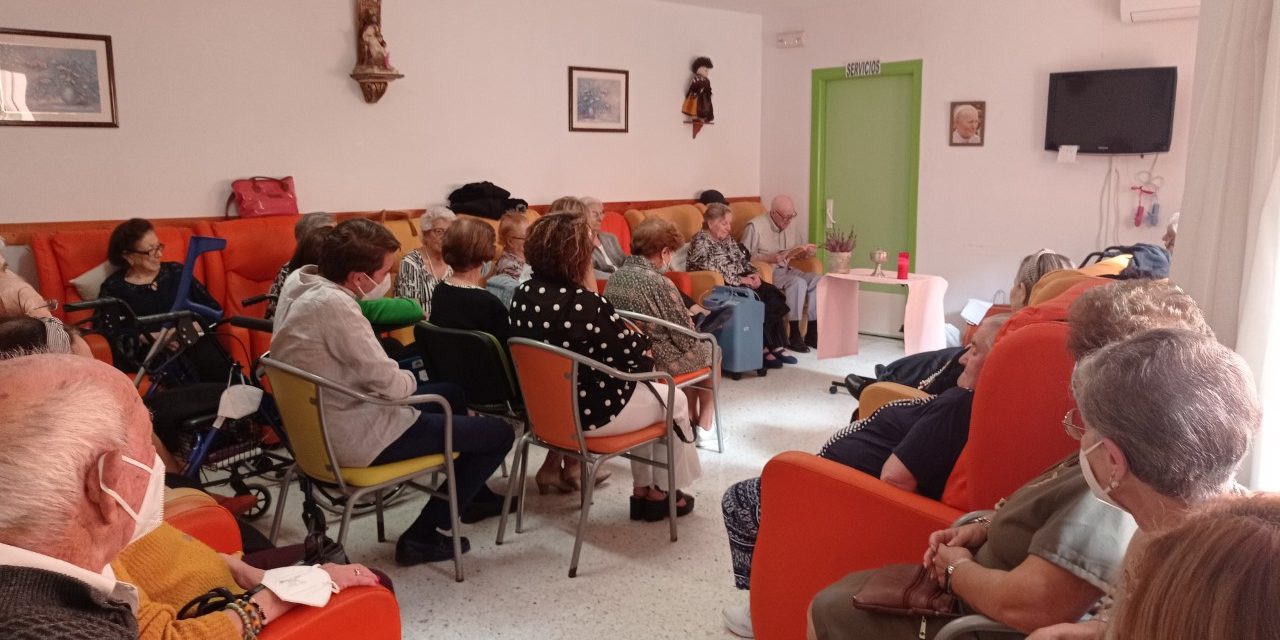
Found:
[709,285,761,302]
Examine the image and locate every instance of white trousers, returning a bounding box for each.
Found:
[773,266,820,321]
[583,382,700,491]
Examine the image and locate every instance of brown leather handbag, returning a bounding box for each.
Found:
[851,564,961,618]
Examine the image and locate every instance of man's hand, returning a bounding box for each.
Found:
[1026,621,1106,640]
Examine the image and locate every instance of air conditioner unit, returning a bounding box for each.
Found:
[1120,0,1200,23]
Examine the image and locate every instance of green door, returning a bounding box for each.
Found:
[809,60,922,334]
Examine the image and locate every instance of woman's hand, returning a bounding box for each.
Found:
[739,274,761,288]
[922,523,988,570]
[321,562,381,590]
[930,543,975,587]
[220,553,265,590]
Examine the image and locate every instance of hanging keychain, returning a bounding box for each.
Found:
[1133,160,1166,227]
[1131,185,1153,227]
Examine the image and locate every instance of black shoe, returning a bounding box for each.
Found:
[787,337,811,353]
[772,350,798,365]
[842,374,876,399]
[763,354,784,369]
[637,491,696,522]
[805,320,818,349]
[395,531,471,566]
[461,495,519,524]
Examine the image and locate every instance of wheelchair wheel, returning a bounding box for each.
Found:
[240,483,272,520]
[313,482,408,516]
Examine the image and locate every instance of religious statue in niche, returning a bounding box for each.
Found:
[681,56,714,138]
[349,0,404,104]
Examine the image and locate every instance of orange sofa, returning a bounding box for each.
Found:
[165,489,401,640]
[749,320,1079,639]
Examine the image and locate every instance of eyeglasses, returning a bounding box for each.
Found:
[508,235,526,241]
[127,243,165,256]
[772,210,798,220]
[1062,408,1086,441]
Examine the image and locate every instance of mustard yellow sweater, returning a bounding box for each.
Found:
[112,523,240,640]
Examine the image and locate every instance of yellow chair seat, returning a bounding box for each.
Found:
[339,452,459,487]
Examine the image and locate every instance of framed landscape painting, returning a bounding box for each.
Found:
[569,66,628,133]
[0,28,118,127]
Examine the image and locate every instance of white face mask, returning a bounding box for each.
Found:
[98,452,166,543]
[1078,439,1123,510]
[356,272,391,300]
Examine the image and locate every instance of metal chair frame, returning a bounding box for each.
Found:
[260,356,466,582]
[935,510,1026,640]
[615,309,724,453]
[497,338,681,578]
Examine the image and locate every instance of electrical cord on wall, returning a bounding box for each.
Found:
[1098,156,1122,247]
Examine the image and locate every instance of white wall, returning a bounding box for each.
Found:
[760,0,1198,318]
[0,0,761,222]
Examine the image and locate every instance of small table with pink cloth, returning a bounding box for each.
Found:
[816,268,948,358]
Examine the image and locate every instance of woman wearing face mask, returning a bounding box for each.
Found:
[806,328,1256,640]
[605,218,717,430]
[272,219,515,565]
[98,218,234,381]
[1025,328,1257,640]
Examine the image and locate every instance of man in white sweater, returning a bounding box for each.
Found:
[272,219,514,566]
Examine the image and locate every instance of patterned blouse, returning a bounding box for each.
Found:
[687,229,756,286]
[265,263,290,319]
[509,276,653,430]
[395,250,452,317]
[493,250,525,280]
[604,256,711,376]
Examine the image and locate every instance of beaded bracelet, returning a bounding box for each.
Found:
[224,601,258,640]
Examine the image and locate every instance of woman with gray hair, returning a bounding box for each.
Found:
[808,326,1257,640]
[395,205,457,317]
[266,212,336,318]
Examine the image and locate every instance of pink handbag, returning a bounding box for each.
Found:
[225,176,299,218]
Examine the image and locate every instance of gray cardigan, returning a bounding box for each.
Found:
[593,231,627,279]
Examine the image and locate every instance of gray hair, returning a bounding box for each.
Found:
[294,211,335,241]
[0,355,133,548]
[703,202,732,226]
[973,313,1010,348]
[1012,249,1073,305]
[1066,280,1213,360]
[422,205,457,226]
[581,197,603,210]
[1072,328,1258,504]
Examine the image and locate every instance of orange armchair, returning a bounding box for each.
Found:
[164,490,401,640]
[205,216,299,362]
[750,321,1079,638]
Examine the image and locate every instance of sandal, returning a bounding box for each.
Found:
[630,490,695,522]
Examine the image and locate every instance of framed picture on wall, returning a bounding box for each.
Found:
[0,28,118,127]
[949,101,984,146]
[569,66,629,132]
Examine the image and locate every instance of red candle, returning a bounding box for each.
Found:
[897,252,909,279]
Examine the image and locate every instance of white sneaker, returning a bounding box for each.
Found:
[722,602,755,638]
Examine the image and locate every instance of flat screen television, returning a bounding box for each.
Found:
[1045,66,1177,155]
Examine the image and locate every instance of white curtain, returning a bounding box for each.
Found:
[1175,0,1280,489]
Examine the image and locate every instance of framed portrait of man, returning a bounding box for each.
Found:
[949,101,984,147]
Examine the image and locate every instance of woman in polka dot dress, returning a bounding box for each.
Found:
[511,213,700,519]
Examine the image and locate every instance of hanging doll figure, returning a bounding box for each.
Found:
[682,56,714,138]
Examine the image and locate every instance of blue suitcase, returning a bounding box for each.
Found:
[701,286,767,379]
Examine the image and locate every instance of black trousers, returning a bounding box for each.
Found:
[371,382,514,538]
[754,281,791,350]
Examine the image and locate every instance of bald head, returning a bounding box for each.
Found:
[0,355,149,562]
[769,195,798,230]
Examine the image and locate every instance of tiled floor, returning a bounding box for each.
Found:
[259,337,905,639]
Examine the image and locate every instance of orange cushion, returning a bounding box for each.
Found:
[673,367,711,386]
[584,423,667,453]
[601,211,632,256]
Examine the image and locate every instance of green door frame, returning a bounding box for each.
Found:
[808,59,923,269]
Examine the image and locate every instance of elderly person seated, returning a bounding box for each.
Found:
[0,354,155,638]
[808,327,1255,639]
[395,205,456,317]
[429,218,510,344]
[265,212,335,318]
[688,202,793,368]
[97,218,233,381]
[583,197,626,279]
[740,195,820,352]
[487,212,532,307]
[605,218,717,429]
[273,219,515,565]
[1108,494,1277,640]
[719,313,1006,636]
[511,213,699,515]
